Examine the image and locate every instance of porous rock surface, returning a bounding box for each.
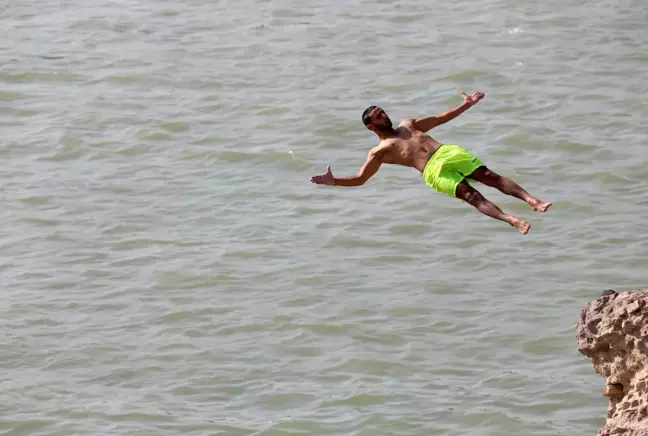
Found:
[577,289,648,436]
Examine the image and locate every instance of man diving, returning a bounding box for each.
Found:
[310,91,551,234]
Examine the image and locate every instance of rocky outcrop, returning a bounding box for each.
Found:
[577,289,648,436]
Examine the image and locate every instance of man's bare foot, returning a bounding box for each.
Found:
[509,217,530,234]
[530,200,552,212]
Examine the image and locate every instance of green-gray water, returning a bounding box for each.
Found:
[2,0,647,434]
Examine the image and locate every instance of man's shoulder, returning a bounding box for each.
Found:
[369,140,394,156]
[399,118,416,127]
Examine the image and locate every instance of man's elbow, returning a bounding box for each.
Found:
[354,174,370,186]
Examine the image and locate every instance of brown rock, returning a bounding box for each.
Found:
[577,289,648,436]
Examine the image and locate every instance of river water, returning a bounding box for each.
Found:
[2,0,647,434]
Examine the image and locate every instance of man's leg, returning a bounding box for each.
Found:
[455,180,530,234]
[468,166,552,212]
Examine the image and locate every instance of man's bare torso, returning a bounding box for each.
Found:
[370,119,443,173]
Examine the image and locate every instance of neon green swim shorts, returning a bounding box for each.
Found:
[422,144,485,198]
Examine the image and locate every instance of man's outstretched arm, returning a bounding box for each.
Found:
[413,91,485,132]
[311,151,382,187]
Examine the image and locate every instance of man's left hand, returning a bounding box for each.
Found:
[461,91,485,106]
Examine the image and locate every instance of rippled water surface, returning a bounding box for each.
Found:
[2,0,647,434]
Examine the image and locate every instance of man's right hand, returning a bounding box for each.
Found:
[311,165,335,185]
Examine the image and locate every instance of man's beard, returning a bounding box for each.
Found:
[376,119,393,131]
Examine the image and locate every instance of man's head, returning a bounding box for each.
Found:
[362,105,393,133]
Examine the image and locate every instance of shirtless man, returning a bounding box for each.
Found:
[310,91,551,234]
